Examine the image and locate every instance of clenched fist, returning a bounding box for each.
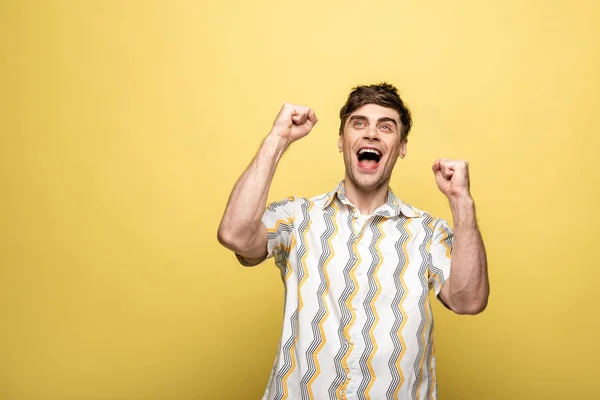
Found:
[269,103,318,146]
[432,158,471,199]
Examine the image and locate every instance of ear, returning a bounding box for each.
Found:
[337,133,343,153]
[399,139,408,158]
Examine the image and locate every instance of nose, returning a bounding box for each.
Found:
[365,126,379,141]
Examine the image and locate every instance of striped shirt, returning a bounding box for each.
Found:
[238,181,454,400]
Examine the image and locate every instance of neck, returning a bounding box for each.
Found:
[343,176,390,215]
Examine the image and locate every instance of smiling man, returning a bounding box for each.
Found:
[217,83,489,400]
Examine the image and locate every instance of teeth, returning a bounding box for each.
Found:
[358,148,381,156]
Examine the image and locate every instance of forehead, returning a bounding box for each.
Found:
[348,103,400,122]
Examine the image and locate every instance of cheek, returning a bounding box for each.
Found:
[385,141,400,156]
[344,140,355,154]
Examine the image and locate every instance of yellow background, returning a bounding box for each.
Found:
[1,0,599,399]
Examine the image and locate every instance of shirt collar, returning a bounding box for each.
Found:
[322,180,421,218]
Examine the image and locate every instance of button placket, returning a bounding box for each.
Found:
[346,212,368,399]
[346,296,364,399]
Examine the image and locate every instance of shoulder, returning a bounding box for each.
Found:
[395,199,449,229]
[394,198,434,221]
[277,192,331,207]
[405,203,453,236]
[266,196,295,211]
[266,192,328,218]
[285,193,330,216]
[309,192,331,207]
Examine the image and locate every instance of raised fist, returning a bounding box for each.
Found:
[432,158,471,199]
[269,103,318,145]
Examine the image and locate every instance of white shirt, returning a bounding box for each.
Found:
[238,181,454,400]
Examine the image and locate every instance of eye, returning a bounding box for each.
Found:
[380,124,392,131]
[353,121,365,127]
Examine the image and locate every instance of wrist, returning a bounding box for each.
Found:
[262,133,290,160]
[449,195,476,226]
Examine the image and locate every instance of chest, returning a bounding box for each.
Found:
[289,212,435,300]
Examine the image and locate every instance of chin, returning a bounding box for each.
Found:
[349,171,386,191]
[343,157,390,191]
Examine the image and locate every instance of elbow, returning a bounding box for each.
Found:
[217,224,254,254]
[454,296,488,315]
[456,302,487,315]
[217,225,239,251]
[448,287,489,315]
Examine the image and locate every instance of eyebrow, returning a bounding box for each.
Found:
[376,117,398,128]
[349,115,398,128]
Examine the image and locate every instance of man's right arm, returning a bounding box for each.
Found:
[217,103,318,262]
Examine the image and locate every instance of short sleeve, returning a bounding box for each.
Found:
[235,197,295,267]
[428,217,454,296]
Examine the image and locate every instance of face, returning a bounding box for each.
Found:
[338,103,407,191]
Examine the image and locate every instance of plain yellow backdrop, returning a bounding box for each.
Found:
[1,1,599,399]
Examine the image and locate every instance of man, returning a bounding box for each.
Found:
[217,83,489,400]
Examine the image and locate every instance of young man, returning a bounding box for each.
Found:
[217,83,489,400]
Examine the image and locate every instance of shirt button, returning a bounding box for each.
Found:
[349,338,355,344]
[347,373,352,380]
[357,270,362,275]
[352,304,358,310]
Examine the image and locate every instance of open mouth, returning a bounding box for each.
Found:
[356,147,382,170]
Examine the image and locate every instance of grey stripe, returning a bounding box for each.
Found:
[328,210,358,400]
[268,223,293,240]
[386,217,409,400]
[273,200,311,400]
[430,222,453,285]
[410,215,435,399]
[299,205,337,399]
[357,216,384,399]
[268,198,292,211]
[442,224,454,254]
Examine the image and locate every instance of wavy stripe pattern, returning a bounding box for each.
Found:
[258,184,454,400]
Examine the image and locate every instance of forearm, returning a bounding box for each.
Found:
[446,196,489,313]
[217,134,288,249]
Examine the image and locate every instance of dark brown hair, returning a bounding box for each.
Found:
[339,82,413,141]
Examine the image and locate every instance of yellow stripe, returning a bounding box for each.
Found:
[393,218,413,399]
[268,218,293,234]
[426,220,435,263]
[282,201,313,399]
[284,233,297,282]
[365,219,386,399]
[306,203,339,398]
[438,226,452,259]
[337,224,363,398]
[429,220,447,292]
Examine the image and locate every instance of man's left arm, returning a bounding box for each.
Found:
[432,158,490,315]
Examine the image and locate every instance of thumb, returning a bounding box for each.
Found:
[291,111,308,125]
